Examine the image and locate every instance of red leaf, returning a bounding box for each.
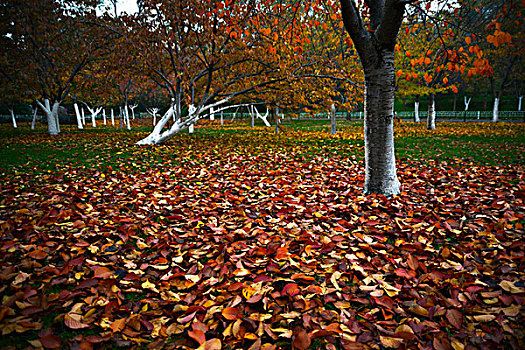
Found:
[282,283,300,297]
[446,309,463,329]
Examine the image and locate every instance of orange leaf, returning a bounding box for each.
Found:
[407,254,419,271]
[189,329,206,345]
[451,85,458,93]
[94,267,113,279]
[222,307,241,320]
[443,77,449,85]
[396,70,403,77]
[424,57,431,65]
[110,318,127,333]
[465,37,472,45]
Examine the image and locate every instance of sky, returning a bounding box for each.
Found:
[99,0,138,16]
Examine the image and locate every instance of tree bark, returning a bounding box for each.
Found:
[427,93,436,130]
[363,65,401,196]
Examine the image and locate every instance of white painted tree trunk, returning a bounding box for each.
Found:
[9,109,17,128]
[130,105,137,119]
[74,103,83,129]
[492,97,499,122]
[464,96,472,111]
[220,111,223,126]
[275,105,280,133]
[250,106,255,128]
[210,107,215,121]
[87,106,102,128]
[111,109,115,126]
[427,94,436,130]
[37,99,60,135]
[125,105,131,130]
[81,108,86,126]
[363,64,400,196]
[189,124,194,134]
[103,109,107,125]
[414,97,420,122]
[330,104,336,135]
[137,100,248,145]
[252,106,271,127]
[31,107,37,130]
[519,96,523,111]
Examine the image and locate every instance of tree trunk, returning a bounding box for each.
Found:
[250,106,255,128]
[31,107,37,130]
[453,94,457,112]
[220,110,223,126]
[9,109,17,128]
[518,96,522,111]
[330,104,336,135]
[103,109,107,125]
[492,97,499,122]
[210,107,215,121]
[362,65,401,196]
[74,103,83,129]
[81,107,86,126]
[111,109,115,126]
[125,104,131,130]
[37,99,60,135]
[427,93,436,130]
[414,95,420,122]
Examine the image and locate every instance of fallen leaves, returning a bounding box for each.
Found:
[0,123,524,349]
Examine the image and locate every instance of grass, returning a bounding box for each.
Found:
[1,121,524,174]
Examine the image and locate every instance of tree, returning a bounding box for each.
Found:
[339,0,411,195]
[6,0,116,135]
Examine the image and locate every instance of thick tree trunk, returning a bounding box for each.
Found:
[492,97,499,122]
[9,109,17,128]
[74,104,83,129]
[363,65,401,196]
[414,95,420,122]
[37,99,60,135]
[427,93,436,130]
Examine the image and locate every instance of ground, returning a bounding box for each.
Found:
[0,120,524,349]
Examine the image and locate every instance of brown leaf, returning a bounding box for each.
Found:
[40,334,61,349]
[282,283,300,297]
[292,328,311,350]
[93,266,113,279]
[446,309,462,329]
[407,254,419,271]
[64,313,89,329]
[379,335,403,348]
[197,338,222,350]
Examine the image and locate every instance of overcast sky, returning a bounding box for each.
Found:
[99,0,138,16]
